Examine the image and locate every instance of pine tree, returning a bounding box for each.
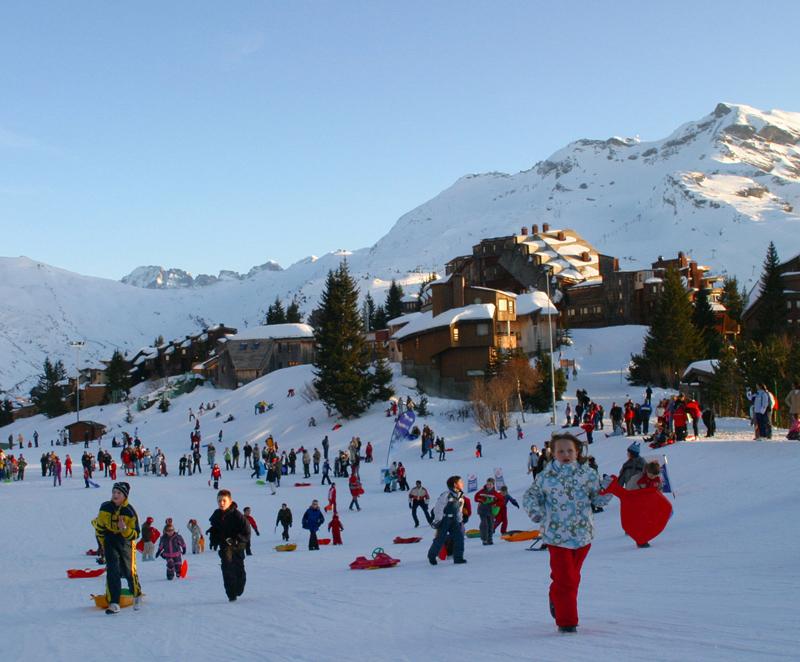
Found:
[527,353,566,412]
[158,393,171,412]
[266,296,287,324]
[105,350,131,403]
[361,293,376,332]
[752,242,788,342]
[286,298,303,323]
[385,280,405,321]
[629,268,703,387]
[30,358,68,418]
[372,305,388,331]
[370,358,394,403]
[313,262,372,418]
[706,345,744,417]
[693,288,722,358]
[720,277,744,322]
[0,399,14,427]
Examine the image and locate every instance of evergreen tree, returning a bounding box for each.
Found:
[629,268,703,387]
[105,350,131,403]
[361,293,376,332]
[385,280,405,321]
[417,272,439,307]
[286,298,303,323]
[313,262,372,418]
[0,399,14,427]
[370,358,395,403]
[752,242,788,342]
[307,306,324,330]
[30,358,68,418]
[372,305,388,331]
[720,276,744,322]
[154,335,165,347]
[527,353,566,412]
[266,297,287,325]
[706,345,744,417]
[693,288,722,358]
[158,393,171,412]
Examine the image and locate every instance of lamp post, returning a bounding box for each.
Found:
[543,269,557,426]
[69,340,85,423]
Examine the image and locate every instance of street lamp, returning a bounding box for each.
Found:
[69,340,85,423]
[543,267,557,426]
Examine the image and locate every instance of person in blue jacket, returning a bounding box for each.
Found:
[301,499,325,550]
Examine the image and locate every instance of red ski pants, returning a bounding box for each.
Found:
[548,544,591,628]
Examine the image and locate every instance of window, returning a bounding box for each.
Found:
[498,299,508,312]
[476,323,489,336]
[452,327,460,342]
[239,343,248,351]
[415,338,420,349]
[508,300,514,313]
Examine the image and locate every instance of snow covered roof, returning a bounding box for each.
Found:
[429,274,454,286]
[516,291,558,316]
[645,277,663,284]
[387,312,423,328]
[401,294,419,302]
[682,359,719,378]
[710,302,726,312]
[226,323,314,341]
[393,304,495,340]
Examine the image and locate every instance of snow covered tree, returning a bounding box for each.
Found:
[752,242,788,342]
[286,298,303,323]
[629,268,703,387]
[266,297,287,324]
[370,357,394,403]
[384,280,404,322]
[720,276,744,322]
[693,288,722,358]
[313,262,372,418]
[104,350,131,403]
[30,358,68,418]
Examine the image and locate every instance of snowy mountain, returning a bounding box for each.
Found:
[2,102,799,393]
[120,260,283,289]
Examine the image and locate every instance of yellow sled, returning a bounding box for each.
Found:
[91,590,138,609]
[274,544,297,552]
[465,529,481,539]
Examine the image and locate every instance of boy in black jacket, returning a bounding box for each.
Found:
[208,490,251,602]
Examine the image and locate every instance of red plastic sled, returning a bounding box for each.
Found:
[67,568,106,579]
[85,549,100,556]
[317,538,331,545]
[180,559,188,578]
[135,527,160,552]
[601,476,673,546]
[393,536,422,544]
[349,552,400,570]
[446,448,454,452]
[294,482,312,487]
[332,423,342,431]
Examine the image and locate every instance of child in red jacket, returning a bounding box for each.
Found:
[328,513,344,545]
[211,463,222,489]
[109,461,117,481]
[243,506,260,555]
[635,461,663,490]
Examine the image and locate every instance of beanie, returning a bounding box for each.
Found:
[627,442,641,456]
[112,481,130,498]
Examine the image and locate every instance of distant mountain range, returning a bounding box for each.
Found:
[2,102,798,394]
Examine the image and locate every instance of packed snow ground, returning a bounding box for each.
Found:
[2,327,798,662]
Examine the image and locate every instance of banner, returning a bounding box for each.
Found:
[493,467,506,490]
[661,454,674,497]
[467,474,478,493]
[385,411,416,467]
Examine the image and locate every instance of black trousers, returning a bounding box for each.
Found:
[104,537,141,604]
[411,501,432,527]
[281,523,290,541]
[219,547,246,599]
[309,530,319,550]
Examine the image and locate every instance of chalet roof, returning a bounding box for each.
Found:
[516,291,558,316]
[226,323,314,342]
[393,304,495,341]
[387,312,423,328]
[681,360,719,379]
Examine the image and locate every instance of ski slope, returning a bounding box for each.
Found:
[2,327,798,662]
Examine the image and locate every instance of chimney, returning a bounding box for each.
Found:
[581,251,590,262]
[542,223,550,232]
[521,226,528,235]
[531,224,539,234]
[453,275,465,308]
[557,231,566,241]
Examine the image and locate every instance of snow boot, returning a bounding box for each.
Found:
[549,599,556,619]
[558,626,577,634]
[427,555,438,566]
[453,559,467,564]
[105,603,120,615]
[637,542,651,548]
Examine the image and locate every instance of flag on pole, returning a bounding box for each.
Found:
[661,454,675,497]
[385,411,416,467]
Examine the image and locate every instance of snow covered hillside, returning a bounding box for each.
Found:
[2,327,797,661]
[3,102,800,392]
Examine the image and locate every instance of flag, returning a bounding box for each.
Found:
[661,454,674,497]
[385,411,416,466]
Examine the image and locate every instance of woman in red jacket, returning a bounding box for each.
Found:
[672,397,689,441]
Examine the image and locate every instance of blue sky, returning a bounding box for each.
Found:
[1,1,798,280]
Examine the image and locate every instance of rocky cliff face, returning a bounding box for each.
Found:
[120,260,283,289]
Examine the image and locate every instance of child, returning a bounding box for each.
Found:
[787,413,800,441]
[328,513,344,545]
[523,433,610,633]
[243,507,260,555]
[141,517,157,561]
[156,522,187,580]
[187,519,203,554]
[475,441,482,458]
[635,461,663,491]
[211,463,222,490]
[580,415,594,444]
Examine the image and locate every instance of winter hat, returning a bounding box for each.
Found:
[112,481,130,498]
[627,442,641,456]
[145,517,154,524]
